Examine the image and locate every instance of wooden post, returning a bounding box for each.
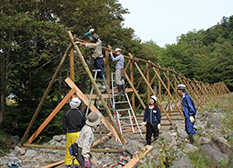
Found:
[130,57,135,112]
[67,31,125,145]
[147,63,150,103]
[167,70,171,114]
[19,41,74,146]
[70,47,74,82]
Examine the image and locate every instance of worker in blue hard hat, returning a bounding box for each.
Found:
[177,84,198,144]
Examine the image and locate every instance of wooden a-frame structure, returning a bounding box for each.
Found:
[19,31,231,149]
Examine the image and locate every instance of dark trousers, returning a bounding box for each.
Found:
[94,58,105,79]
[185,118,196,135]
[75,148,92,168]
[146,122,159,145]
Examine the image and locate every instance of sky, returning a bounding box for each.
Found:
[118,0,233,47]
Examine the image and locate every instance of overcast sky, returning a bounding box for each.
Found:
[118,0,233,47]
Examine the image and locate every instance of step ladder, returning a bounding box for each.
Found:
[86,69,112,117]
[111,72,143,138]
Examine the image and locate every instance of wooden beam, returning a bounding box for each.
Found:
[70,47,74,82]
[123,145,153,168]
[26,88,76,144]
[65,77,125,144]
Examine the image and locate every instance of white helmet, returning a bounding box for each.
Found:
[150,95,157,102]
[115,48,121,52]
[177,84,186,90]
[69,97,81,108]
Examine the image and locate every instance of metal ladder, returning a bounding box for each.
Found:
[111,72,143,138]
[86,69,112,117]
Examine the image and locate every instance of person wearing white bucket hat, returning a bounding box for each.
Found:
[76,112,102,168]
[63,97,86,168]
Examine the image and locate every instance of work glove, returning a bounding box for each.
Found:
[84,161,91,168]
[75,41,80,45]
[89,28,95,33]
[190,116,195,123]
[158,124,161,130]
[141,122,146,127]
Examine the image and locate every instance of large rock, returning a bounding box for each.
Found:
[208,118,222,129]
[14,146,26,155]
[24,149,38,156]
[211,137,233,158]
[200,144,229,166]
[199,137,211,145]
[170,154,194,168]
[183,143,198,153]
[178,130,188,139]
[123,140,144,156]
[52,135,62,142]
[160,132,177,146]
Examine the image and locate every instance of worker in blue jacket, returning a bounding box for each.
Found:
[141,95,161,145]
[177,84,198,143]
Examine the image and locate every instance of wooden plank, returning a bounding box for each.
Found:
[70,47,74,81]
[109,88,134,93]
[65,77,124,144]
[26,88,76,144]
[41,160,64,168]
[123,145,153,168]
[85,93,113,99]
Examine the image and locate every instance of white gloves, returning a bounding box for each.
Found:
[75,41,80,45]
[89,28,95,33]
[190,116,194,123]
[141,122,146,127]
[158,124,161,130]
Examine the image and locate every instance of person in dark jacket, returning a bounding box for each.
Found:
[177,84,198,143]
[63,97,86,168]
[142,95,161,145]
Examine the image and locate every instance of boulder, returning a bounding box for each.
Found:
[199,137,211,145]
[24,149,38,156]
[200,144,229,166]
[211,137,233,158]
[123,140,144,156]
[208,118,222,129]
[53,135,62,142]
[170,154,194,168]
[183,143,198,153]
[14,146,26,155]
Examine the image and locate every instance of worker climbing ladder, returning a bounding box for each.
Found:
[86,69,112,117]
[111,72,143,138]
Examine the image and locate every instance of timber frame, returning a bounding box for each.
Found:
[19,31,230,150]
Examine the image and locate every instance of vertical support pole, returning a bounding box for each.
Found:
[130,58,135,112]
[105,50,110,88]
[147,63,150,103]
[167,70,171,114]
[70,47,74,82]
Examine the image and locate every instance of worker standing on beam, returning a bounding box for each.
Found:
[110,48,125,95]
[177,84,198,144]
[75,112,102,168]
[141,95,161,145]
[76,29,105,80]
[63,97,86,168]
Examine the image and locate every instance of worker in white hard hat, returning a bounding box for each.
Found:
[110,48,125,95]
[141,95,161,145]
[63,97,86,168]
[177,84,198,144]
